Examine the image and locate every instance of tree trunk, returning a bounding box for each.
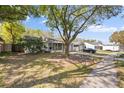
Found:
[11,34,15,52]
[10,24,15,52]
[64,43,70,58]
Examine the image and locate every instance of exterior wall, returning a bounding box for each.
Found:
[73,45,79,51]
[48,42,64,52]
[84,42,95,49]
[119,44,124,52]
[0,43,12,53]
[102,45,119,51]
[4,44,12,52]
[69,44,74,51]
[79,44,85,51]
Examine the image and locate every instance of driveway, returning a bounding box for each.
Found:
[80,55,118,88]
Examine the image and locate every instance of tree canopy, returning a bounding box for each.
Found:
[0,5,40,22]
[0,22,25,44]
[40,5,123,57]
[23,28,54,38]
[110,30,124,44]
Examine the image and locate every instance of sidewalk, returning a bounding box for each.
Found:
[80,55,118,88]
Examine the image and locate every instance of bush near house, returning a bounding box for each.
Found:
[21,36,43,53]
[0,51,12,57]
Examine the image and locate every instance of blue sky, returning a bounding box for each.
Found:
[22,14,124,44]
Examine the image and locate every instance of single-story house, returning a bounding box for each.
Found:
[84,42,120,51]
[119,44,124,52]
[102,44,119,51]
[43,37,65,52]
[43,37,78,52]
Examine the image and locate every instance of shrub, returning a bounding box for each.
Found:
[21,36,43,53]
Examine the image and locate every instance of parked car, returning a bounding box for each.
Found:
[83,48,96,53]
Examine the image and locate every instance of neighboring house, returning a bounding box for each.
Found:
[119,44,124,52]
[0,37,12,53]
[102,44,119,51]
[84,42,120,51]
[72,42,85,51]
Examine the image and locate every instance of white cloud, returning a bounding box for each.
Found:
[88,24,117,32]
[25,16,30,22]
[119,26,124,31]
[41,19,47,24]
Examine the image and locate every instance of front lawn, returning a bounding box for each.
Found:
[96,50,119,55]
[115,52,124,58]
[115,60,124,87]
[0,53,100,88]
[96,50,124,55]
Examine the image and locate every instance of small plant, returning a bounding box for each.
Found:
[0,51,12,57]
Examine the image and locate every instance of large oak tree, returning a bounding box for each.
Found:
[40,5,123,57]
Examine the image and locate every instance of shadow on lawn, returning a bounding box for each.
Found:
[0,53,100,88]
[9,62,117,88]
[0,53,67,87]
[8,66,91,88]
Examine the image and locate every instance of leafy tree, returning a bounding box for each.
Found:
[110,30,124,44]
[23,29,43,37]
[40,5,122,57]
[22,29,47,53]
[23,28,54,38]
[82,39,103,44]
[0,22,25,51]
[0,5,39,22]
[22,36,43,53]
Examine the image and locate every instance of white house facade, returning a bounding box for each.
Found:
[102,45,119,51]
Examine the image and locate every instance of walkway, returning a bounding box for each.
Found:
[80,55,118,88]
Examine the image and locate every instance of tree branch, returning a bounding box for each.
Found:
[69,6,100,43]
[76,6,99,33]
[50,7,65,42]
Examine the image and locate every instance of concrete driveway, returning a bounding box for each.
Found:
[80,55,118,88]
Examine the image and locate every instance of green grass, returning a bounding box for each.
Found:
[115,52,124,58]
[0,53,99,88]
[0,52,13,57]
[96,50,121,55]
[96,50,113,55]
[115,60,124,87]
